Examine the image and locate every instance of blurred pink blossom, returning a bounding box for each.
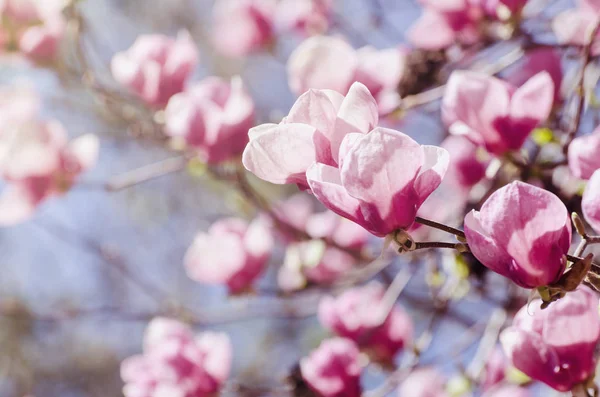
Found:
[441,135,488,190]
[300,337,362,397]
[318,283,413,361]
[111,31,199,107]
[582,169,600,233]
[0,0,66,60]
[553,2,600,55]
[0,115,99,225]
[212,0,276,57]
[275,0,333,36]
[568,125,600,180]
[407,0,484,50]
[482,0,528,19]
[121,317,231,397]
[165,76,254,164]
[501,286,600,392]
[287,35,405,112]
[442,71,554,155]
[397,367,447,397]
[506,48,563,104]
[481,347,507,391]
[464,181,571,288]
[184,217,273,293]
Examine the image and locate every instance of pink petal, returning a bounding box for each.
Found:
[508,71,554,138]
[306,163,368,232]
[242,123,317,185]
[407,10,456,50]
[339,127,423,232]
[66,134,99,172]
[568,126,600,180]
[184,232,247,284]
[553,9,600,53]
[355,46,405,100]
[287,35,357,96]
[583,169,600,233]
[442,71,511,153]
[413,145,449,205]
[330,82,379,162]
[0,184,38,225]
[196,332,232,384]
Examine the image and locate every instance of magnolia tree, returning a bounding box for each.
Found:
[5,0,600,396]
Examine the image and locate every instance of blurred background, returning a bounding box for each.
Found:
[0,0,576,396]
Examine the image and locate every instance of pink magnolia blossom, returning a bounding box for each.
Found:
[397,367,447,397]
[582,169,600,233]
[307,127,449,237]
[212,0,276,57]
[0,117,99,226]
[184,217,273,293]
[164,76,254,164]
[441,135,488,190]
[244,82,448,236]
[275,0,333,36]
[464,181,571,288]
[111,31,199,107]
[0,0,66,60]
[442,71,554,155]
[287,36,405,111]
[500,286,600,392]
[506,48,563,104]
[553,2,600,55]
[318,283,413,361]
[121,317,231,397]
[481,348,507,391]
[407,0,484,50]
[568,126,600,180]
[300,338,362,397]
[482,385,531,397]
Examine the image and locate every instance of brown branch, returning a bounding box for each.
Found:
[414,217,466,239]
[105,156,188,191]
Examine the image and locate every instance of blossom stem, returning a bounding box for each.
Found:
[414,217,466,239]
[414,241,470,252]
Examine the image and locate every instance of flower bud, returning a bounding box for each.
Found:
[570,126,600,180]
[500,286,600,392]
[300,338,362,397]
[464,181,571,288]
[582,169,600,234]
[397,367,447,397]
[121,318,231,397]
[184,217,273,293]
[318,283,413,361]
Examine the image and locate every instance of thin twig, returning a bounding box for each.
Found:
[105,156,188,191]
[414,217,466,239]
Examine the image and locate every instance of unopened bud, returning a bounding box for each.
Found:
[572,212,588,238]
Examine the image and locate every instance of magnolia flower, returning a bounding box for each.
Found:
[442,71,554,155]
[506,48,563,104]
[0,0,66,60]
[164,76,254,164]
[274,0,333,36]
[501,286,600,392]
[184,217,273,293]
[441,135,488,190]
[212,0,276,57]
[111,31,199,107]
[244,83,448,236]
[481,348,507,391]
[464,181,571,288]
[483,0,528,19]
[407,0,484,50]
[300,338,362,397]
[582,169,600,233]
[553,1,600,55]
[0,118,99,226]
[482,385,531,397]
[397,367,447,397]
[568,126,600,180]
[318,283,413,361]
[287,36,405,111]
[121,318,231,397]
